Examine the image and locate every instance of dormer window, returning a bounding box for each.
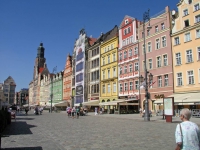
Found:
[125,19,129,24]
[188,0,192,4]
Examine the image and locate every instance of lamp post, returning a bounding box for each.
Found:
[51,66,57,113]
[140,9,152,121]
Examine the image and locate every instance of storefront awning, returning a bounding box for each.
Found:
[154,92,200,104]
[74,103,80,106]
[99,100,125,106]
[125,99,138,102]
[23,104,29,107]
[54,101,68,107]
[82,100,99,106]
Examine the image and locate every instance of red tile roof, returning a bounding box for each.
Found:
[88,38,97,45]
[39,67,44,73]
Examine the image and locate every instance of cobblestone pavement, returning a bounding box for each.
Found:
[1,111,180,150]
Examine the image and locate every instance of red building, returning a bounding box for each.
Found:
[118,15,140,107]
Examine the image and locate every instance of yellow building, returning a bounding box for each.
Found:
[100,25,118,113]
[171,0,200,108]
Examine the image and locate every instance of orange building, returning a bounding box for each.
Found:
[63,54,72,106]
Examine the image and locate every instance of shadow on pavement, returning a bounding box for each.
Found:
[1,146,43,150]
[2,121,37,136]
[16,118,35,120]
[172,121,182,123]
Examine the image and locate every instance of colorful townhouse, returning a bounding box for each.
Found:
[99,25,118,114]
[171,0,200,109]
[71,29,96,106]
[63,54,72,106]
[40,74,51,106]
[118,16,140,111]
[52,71,63,104]
[139,6,173,111]
[84,34,105,108]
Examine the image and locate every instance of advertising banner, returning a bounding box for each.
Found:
[74,33,85,104]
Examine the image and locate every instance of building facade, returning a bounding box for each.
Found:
[71,29,96,106]
[100,25,119,113]
[40,74,51,106]
[0,83,5,109]
[52,71,63,104]
[171,0,200,108]
[85,34,104,107]
[3,76,16,105]
[139,6,173,111]
[63,54,72,106]
[29,43,49,105]
[18,88,29,106]
[118,15,140,108]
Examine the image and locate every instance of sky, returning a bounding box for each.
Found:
[0,0,179,91]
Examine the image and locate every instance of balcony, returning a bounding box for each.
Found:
[119,71,139,80]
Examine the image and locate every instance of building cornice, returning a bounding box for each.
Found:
[171,22,200,37]
[139,28,170,42]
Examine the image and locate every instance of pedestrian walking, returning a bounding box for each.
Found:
[71,107,76,119]
[99,107,102,115]
[139,107,142,116]
[67,106,71,118]
[102,107,104,114]
[175,108,200,150]
[95,107,98,115]
[76,107,80,119]
[25,107,29,115]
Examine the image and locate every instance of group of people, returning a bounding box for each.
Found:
[34,106,43,115]
[95,107,104,115]
[66,106,88,119]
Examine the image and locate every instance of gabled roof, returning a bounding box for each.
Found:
[40,67,49,75]
[119,15,136,29]
[103,25,118,43]
[4,76,16,85]
[177,0,184,6]
[88,37,97,46]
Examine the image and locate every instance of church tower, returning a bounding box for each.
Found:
[33,43,46,79]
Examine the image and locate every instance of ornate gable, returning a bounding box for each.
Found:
[119,15,135,29]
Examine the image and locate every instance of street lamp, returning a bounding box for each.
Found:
[51,66,57,113]
[140,9,152,121]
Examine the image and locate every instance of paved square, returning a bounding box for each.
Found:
[2,111,179,150]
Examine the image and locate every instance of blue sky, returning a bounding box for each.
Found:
[0,0,178,91]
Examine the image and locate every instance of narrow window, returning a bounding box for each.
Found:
[164,74,168,86]
[177,73,182,86]
[176,53,181,65]
[188,70,194,84]
[186,50,193,63]
[158,76,162,87]
[163,55,168,66]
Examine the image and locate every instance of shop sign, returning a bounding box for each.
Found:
[154,94,164,99]
[76,85,83,95]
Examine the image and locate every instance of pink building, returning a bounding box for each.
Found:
[138,6,173,111]
[118,16,140,107]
